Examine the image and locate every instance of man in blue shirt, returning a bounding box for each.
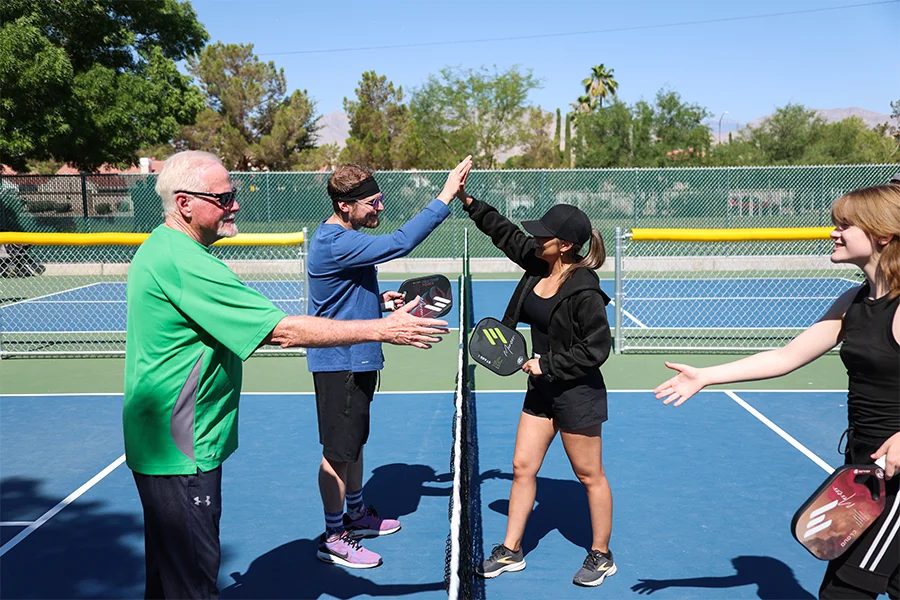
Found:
[308,157,472,568]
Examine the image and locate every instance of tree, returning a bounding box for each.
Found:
[581,64,618,109]
[573,98,634,168]
[803,117,897,165]
[180,43,319,171]
[651,89,712,166]
[0,0,207,171]
[410,65,541,169]
[504,107,557,169]
[573,90,711,168]
[341,71,422,170]
[745,104,824,165]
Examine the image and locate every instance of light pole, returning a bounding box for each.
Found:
[718,111,729,144]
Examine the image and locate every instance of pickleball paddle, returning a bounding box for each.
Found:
[469,317,529,376]
[396,274,453,319]
[791,456,887,560]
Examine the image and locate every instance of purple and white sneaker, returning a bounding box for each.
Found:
[316,531,383,569]
[343,505,401,539]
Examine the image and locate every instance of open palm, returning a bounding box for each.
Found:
[653,362,706,406]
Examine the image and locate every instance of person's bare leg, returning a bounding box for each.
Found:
[502,412,557,551]
[560,424,611,553]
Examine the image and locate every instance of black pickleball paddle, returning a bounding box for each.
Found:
[469,317,529,376]
[396,274,453,319]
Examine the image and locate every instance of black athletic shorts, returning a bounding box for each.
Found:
[313,370,378,462]
[819,429,900,599]
[132,466,223,600]
[522,370,607,432]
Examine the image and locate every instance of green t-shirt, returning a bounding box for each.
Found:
[124,225,286,475]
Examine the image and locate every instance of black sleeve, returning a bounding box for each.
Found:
[462,197,546,273]
[538,290,612,380]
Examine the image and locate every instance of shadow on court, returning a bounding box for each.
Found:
[0,476,144,599]
[223,462,452,600]
[361,463,451,517]
[630,556,815,599]
[484,471,593,556]
[221,538,445,599]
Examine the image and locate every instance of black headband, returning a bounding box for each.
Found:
[328,177,381,203]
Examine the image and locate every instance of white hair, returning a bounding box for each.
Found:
[155,151,224,216]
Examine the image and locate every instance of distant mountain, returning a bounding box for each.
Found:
[313,110,350,148]
[747,107,896,130]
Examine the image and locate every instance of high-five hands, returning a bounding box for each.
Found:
[437,155,473,204]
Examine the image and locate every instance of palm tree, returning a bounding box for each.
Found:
[571,94,596,115]
[581,64,619,110]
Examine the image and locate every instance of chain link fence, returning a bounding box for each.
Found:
[3,165,897,264]
[0,235,307,357]
[613,227,862,353]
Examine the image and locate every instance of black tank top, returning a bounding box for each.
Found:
[523,289,557,356]
[839,285,900,439]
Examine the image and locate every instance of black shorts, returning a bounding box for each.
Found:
[313,370,378,463]
[522,370,607,432]
[819,429,900,599]
[132,466,223,600]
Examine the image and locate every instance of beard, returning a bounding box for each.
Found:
[217,220,238,238]
[351,213,380,230]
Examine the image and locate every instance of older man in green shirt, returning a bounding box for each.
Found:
[124,150,447,599]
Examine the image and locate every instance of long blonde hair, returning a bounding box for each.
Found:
[831,184,900,299]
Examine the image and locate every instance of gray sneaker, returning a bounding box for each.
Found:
[573,549,617,586]
[478,544,526,578]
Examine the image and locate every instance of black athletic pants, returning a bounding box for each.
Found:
[132,467,223,599]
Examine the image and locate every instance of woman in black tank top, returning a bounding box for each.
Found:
[459,186,618,587]
[653,184,900,599]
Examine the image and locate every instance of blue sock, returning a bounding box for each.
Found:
[346,489,364,517]
[324,511,344,539]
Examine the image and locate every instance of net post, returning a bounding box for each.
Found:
[614,226,624,354]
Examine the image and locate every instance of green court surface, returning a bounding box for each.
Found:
[0,347,847,395]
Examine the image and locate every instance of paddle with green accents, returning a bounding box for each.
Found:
[469,317,529,376]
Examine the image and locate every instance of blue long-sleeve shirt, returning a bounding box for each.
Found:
[306,199,451,372]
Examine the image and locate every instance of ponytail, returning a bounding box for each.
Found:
[560,228,606,284]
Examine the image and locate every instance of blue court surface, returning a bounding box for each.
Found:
[1,388,850,599]
[0,277,859,333]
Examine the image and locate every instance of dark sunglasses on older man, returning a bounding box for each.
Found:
[175,186,238,210]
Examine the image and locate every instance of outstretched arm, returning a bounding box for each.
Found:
[654,286,858,406]
[265,297,449,349]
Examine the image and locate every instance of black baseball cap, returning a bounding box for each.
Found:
[522,204,592,246]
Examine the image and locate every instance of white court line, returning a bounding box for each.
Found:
[725,390,835,474]
[0,282,107,308]
[0,389,849,398]
[0,522,35,527]
[0,454,126,557]
[608,298,648,328]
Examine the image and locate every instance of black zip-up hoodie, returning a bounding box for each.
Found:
[463,197,612,381]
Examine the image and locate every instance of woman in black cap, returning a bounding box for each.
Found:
[459,189,615,587]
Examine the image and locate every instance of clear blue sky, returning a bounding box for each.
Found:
[189,0,897,130]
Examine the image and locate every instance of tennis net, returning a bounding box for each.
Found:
[445,228,483,599]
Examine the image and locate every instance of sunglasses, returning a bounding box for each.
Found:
[175,186,238,210]
[356,193,384,208]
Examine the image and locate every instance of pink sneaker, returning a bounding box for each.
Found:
[316,531,382,569]
[343,505,401,539]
